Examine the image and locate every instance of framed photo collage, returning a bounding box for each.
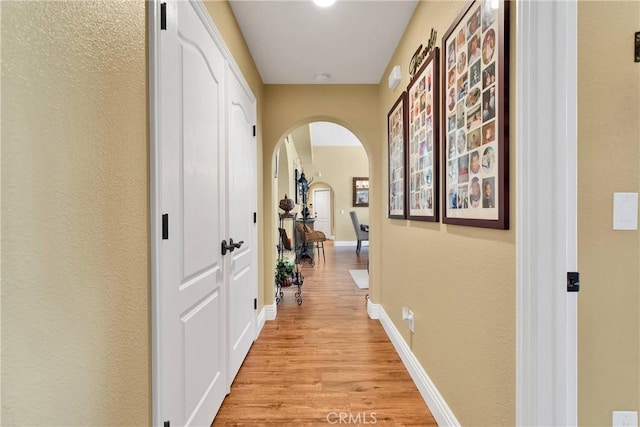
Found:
[387,0,509,229]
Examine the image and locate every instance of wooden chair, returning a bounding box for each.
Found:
[278,228,293,256]
[295,222,327,262]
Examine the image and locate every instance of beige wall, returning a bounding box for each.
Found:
[1,1,149,424]
[276,138,299,241]
[262,85,382,301]
[0,4,4,420]
[204,1,266,308]
[290,124,313,167]
[377,2,516,425]
[578,1,640,424]
[276,143,291,210]
[305,146,370,241]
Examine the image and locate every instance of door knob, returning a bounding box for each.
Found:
[230,238,244,249]
[221,238,244,255]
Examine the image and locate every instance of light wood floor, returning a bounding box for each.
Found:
[212,242,436,426]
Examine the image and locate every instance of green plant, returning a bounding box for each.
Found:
[275,259,295,282]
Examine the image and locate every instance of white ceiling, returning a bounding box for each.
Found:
[229,0,418,84]
[309,122,361,146]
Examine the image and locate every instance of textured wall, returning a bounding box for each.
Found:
[1,1,149,425]
[578,1,640,424]
[377,2,516,425]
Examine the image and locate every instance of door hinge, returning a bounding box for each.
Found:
[254,298,257,310]
[252,125,256,137]
[635,31,640,62]
[253,212,257,224]
[567,272,579,292]
[162,214,169,240]
[164,421,170,427]
[160,3,167,30]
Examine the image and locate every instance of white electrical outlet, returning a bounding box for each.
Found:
[402,307,409,320]
[613,411,638,427]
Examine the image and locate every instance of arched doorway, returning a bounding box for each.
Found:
[272,121,369,257]
[261,86,381,309]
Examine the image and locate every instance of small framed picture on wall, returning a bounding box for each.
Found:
[353,177,369,207]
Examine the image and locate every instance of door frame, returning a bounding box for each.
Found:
[149,1,161,424]
[312,188,332,238]
[516,1,578,424]
[149,1,258,424]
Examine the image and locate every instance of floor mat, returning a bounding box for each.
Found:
[348,269,369,289]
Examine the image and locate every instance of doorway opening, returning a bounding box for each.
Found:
[310,186,333,239]
[273,120,370,257]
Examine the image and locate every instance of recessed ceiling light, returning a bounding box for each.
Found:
[314,73,331,82]
[313,0,336,8]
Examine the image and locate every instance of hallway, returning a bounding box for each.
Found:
[213,242,436,425]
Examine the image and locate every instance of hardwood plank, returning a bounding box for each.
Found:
[212,243,435,426]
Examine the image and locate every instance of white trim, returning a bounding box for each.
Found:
[256,306,267,338]
[264,301,278,321]
[333,240,369,247]
[366,300,380,320]
[148,1,162,425]
[256,302,278,339]
[375,304,460,426]
[516,1,578,425]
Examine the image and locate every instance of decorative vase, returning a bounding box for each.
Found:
[279,194,295,215]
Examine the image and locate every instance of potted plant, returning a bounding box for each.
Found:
[275,259,295,287]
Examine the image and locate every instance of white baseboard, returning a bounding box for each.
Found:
[376,304,460,426]
[256,301,277,340]
[334,241,369,247]
[367,300,380,319]
[265,301,277,320]
[257,306,266,338]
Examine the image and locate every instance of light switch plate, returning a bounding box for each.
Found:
[613,192,638,230]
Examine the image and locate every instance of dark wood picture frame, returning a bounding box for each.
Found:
[406,48,440,222]
[387,92,408,219]
[441,0,509,229]
[352,177,369,207]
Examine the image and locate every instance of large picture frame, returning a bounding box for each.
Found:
[387,92,408,219]
[441,0,509,229]
[352,177,369,207]
[407,48,439,221]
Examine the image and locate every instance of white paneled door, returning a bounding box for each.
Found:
[157,1,227,425]
[313,189,331,237]
[226,66,258,383]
